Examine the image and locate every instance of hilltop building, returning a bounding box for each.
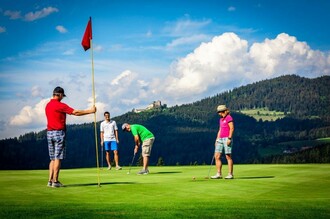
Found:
[133,100,162,113]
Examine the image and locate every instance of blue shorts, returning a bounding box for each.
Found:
[104,141,118,151]
[215,138,233,155]
[47,130,66,160]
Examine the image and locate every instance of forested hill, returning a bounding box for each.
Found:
[1,75,330,169]
[173,74,330,121]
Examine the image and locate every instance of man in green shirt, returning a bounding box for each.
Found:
[122,123,155,175]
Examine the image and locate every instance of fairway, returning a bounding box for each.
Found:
[1,164,329,218]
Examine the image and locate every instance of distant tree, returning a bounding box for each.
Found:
[157,157,165,166]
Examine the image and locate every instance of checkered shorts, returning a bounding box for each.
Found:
[47,130,66,160]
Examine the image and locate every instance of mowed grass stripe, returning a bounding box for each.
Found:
[0,164,329,218]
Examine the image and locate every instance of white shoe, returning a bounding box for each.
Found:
[225,174,234,179]
[211,174,222,179]
[108,165,112,170]
[116,166,122,170]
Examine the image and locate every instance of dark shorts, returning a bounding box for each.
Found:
[47,130,66,160]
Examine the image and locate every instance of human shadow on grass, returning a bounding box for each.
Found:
[235,176,275,180]
[152,171,182,174]
[64,182,137,187]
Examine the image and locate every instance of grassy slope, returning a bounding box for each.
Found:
[1,165,329,219]
[259,138,330,156]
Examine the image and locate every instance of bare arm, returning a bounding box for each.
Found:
[115,130,119,143]
[100,131,104,146]
[134,135,140,154]
[228,122,234,139]
[227,122,234,146]
[71,106,96,116]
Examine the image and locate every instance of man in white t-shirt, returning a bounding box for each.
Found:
[100,111,122,170]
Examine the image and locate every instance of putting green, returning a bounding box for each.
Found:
[1,164,329,218]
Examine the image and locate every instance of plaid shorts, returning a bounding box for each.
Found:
[47,130,66,160]
[215,138,233,155]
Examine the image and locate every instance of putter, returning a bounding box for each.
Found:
[206,155,215,179]
[127,153,136,174]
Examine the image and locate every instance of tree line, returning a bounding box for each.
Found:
[1,75,329,169]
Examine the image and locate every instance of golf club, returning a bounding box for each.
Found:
[127,153,136,174]
[206,155,215,179]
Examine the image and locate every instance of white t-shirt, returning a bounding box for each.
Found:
[100,120,118,141]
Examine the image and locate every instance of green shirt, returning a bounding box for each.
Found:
[130,124,154,141]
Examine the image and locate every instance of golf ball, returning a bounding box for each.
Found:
[192,177,195,180]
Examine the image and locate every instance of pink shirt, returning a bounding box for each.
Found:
[218,114,233,138]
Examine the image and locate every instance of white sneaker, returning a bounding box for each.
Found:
[211,174,222,179]
[116,166,122,170]
[225,174,234,179]
[108,165,112,170]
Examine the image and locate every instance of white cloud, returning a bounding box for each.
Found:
[249,33,330,77]
[4,10,22,19]
[164,17,212,37]
[111,70,133,85]
[31,86,43,97]
[161,33,249,99]
[228,6,236,12]
[56,25,67,33]
[24,7,59,21]
[2,32,330,139]
[9,99,48,127]
[158,32,330,102]
[0,26,6,33]
[166,34,210,50]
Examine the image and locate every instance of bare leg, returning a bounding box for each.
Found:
[143,156,149,170]
[214,152,222,175]
[226,154,233,175]
[49,160,54,182]
[106,151,111,167]
[53,159,61,182]
[114,150,119,167]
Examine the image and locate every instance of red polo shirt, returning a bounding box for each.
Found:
[45,99,74,131]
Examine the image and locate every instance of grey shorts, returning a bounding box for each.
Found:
[47,130,66,160]
[215,138,233,155]
[142,137,155,157]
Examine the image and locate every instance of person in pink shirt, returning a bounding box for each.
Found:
[211,105,235,179]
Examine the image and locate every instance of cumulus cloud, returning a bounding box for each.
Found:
[249,33,330,77]
[9,99,48,127]
[24,7,58,21]
[5,32,330,135]
[158,32,330,102]
[161,32,249,99]
[56,25,67,33]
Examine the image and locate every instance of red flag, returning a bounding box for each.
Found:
[81,17,92,51]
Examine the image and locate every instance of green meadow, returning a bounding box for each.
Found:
[1,164,329,218]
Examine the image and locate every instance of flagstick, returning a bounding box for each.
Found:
[90,38,101,187]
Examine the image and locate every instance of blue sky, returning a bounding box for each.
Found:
[0,0,329,139]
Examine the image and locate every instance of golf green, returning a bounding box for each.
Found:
[1,164,329,218]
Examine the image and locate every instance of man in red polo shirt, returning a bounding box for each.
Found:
[45,86,96,188]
